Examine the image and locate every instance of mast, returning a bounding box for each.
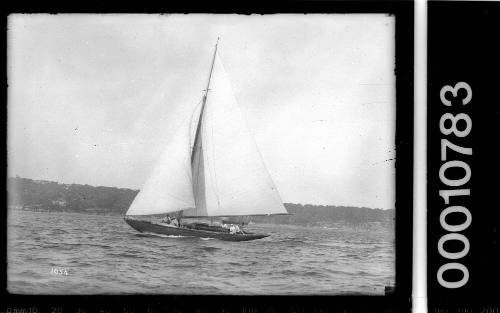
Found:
[204,37,220,101]
[191,37,220,164]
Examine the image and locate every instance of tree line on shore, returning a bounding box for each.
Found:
[7,177,394,225]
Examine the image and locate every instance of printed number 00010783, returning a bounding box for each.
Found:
[437,82,473,289]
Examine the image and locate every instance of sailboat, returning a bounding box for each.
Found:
[124,38,288,241]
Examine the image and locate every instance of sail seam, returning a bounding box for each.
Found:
[208,101,222,209]
[195,144,204,216]
[187,97,204,187]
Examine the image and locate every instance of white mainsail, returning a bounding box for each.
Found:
[126,40,287,218]
[183,51,287,217]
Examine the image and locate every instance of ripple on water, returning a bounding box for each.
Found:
[198,246,221,253]
[8,210,395,295]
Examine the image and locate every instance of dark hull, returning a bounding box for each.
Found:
[124,218,269,242]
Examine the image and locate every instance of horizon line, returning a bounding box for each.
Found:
[7,175,390,211]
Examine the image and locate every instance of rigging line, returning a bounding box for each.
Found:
[186,97,204,185]
[203,112,219,216]
[194,118,207,217]
[205,37,219,96]
[213,118,221,209]
[241,103,285,208]
[207,100,221,209]
[189,98,204,150]
[191,38,219,164]
[194,145,203,216]
[191,95,207,165]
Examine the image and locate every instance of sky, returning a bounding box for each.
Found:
[8,14,396,209]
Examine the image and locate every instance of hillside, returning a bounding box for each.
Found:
[7,177,394,225]
[7,177,137,216]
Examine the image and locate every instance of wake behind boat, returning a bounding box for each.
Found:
[124,38,289,241]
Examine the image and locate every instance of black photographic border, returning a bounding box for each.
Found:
[427,1,500,311]
[1,2,414,313]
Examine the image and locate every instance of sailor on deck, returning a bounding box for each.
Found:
[162,216,172,224]
[172,217,179,227]
[229,224,241,234]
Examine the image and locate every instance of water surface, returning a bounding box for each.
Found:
[8,209,394,295]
